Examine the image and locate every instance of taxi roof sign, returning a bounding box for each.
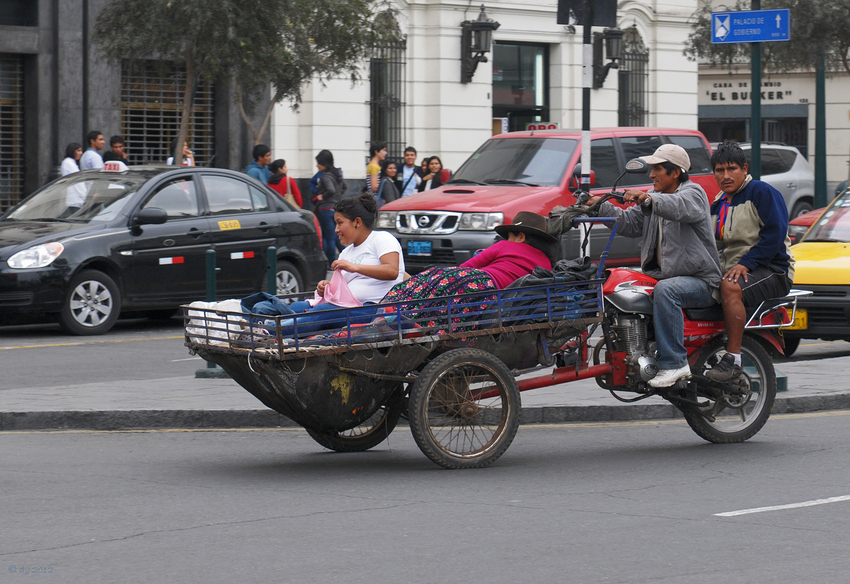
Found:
[102,161,129,172]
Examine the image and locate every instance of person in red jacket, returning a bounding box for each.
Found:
[267,159,303,208]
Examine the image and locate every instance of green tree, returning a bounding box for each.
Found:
[233,1,401,145]
[685,0,850,75]
[95,0,398,163]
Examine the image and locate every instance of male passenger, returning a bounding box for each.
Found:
[79,131,105,170]
[245,144,272,184]
[590,144,723,387]
[706,140,795,383]
[399,146,421,197]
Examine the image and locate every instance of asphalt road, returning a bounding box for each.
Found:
[0,317,199,390]
[3,411,850,583]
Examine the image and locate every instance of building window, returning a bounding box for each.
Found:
[120,61,215,167]
[0,1,38,26]
[492,43,549,132]
[0,55,24,213]
[618,27,649,127]
[369,38,407,161]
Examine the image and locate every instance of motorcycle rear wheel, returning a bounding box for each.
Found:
[683,336,776,443]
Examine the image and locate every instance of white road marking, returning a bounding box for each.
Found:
[170,356,202,362]
[715,495,850,517]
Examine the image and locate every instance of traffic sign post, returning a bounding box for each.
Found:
[711,6,790,180]
[711,9,789,44]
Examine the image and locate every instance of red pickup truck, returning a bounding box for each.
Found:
[376,128,717,272]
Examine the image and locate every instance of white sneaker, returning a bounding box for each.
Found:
[648,364,692,388]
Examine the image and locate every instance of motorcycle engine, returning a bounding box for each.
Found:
[611,314,659,383]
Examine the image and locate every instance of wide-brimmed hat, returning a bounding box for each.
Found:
[639,144,690,173]
[494,211,557,243]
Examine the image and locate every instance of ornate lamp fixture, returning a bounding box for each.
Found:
[460,6,500,84]
[592,27,625,89]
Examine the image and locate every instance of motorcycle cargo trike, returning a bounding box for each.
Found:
[183,159,807,469]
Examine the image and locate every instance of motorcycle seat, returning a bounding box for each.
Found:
[684,303,724,322]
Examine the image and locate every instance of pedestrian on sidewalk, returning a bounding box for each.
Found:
[245,144,272,184]
[314,149,346,262]
[60,142,82,176]
[79,131,104,170]
[399,146,421,197]
[102,135,129,164]
[268,159,302,208]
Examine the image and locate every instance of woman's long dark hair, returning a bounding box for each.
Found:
[334,193,378,229]
[316,149,341,180]
[65,142,82,159]
[427,156,443,173]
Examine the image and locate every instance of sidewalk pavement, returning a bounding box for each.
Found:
[2,353,849,431]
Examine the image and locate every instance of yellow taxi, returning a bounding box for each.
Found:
[782,189,850,354]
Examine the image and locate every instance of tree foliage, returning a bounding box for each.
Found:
[232,0,401,145]
[95,0,399,156]
[685,0,850,76]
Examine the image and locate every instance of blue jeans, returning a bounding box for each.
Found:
[279,301,380,336]
[317,209,340,263]
[652,276,717,369]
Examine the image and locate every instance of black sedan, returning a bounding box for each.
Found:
[0,163,326,334]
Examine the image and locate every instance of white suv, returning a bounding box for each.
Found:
[740,143,814,218]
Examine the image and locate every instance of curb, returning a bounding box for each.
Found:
[2,393,849,432]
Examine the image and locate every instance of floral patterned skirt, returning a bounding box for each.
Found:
[381,267,497,334]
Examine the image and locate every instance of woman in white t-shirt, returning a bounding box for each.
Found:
[281,193,404,335]
[61,142,82,176]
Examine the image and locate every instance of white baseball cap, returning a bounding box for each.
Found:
[639,144,690,173]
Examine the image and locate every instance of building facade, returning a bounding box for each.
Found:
[270,0,702,185]
[0,0,266,213]
[698,68,850,190]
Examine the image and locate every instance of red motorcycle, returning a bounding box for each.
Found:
[552,160,807,444]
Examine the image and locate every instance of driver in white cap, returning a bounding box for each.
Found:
[590,144,723,388]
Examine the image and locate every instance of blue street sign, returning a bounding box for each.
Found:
[711,9,790,44]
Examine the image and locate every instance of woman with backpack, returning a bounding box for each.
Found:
[313,149,346,262]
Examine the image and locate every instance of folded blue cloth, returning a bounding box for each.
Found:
[241,292,295,317]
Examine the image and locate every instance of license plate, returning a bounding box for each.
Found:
[784,308,808,330]
[407,241,432,257]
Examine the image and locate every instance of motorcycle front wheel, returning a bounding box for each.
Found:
[683,335,776,443]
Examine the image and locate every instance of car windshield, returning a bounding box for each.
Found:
[450,138,578,187]
[803,194,850,242]
[5,173,147,224]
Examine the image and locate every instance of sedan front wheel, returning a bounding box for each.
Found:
[59,270,122,335]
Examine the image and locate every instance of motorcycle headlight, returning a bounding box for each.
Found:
[7,242,65,269]
[376,211,397,230]
[459,212,503,231]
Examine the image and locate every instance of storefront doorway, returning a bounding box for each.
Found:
[492,42,549,132]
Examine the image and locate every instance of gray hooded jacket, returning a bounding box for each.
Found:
[598,180,722,290]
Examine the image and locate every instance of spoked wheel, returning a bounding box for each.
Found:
[683,336,776,443]
[305,386,404,452]
[408,348,521,469]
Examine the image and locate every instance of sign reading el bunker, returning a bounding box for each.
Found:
[711,9,790,44]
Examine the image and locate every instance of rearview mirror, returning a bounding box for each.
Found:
[624,158,648,173]
[568,164,596,192]
[133,207,168,226]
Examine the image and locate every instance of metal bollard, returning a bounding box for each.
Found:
[267,246,277,295]
[196,249,229,378]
